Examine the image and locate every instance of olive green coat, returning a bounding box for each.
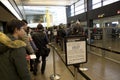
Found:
[0,32,31,80]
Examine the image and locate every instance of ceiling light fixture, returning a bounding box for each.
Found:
[1,0,22,20]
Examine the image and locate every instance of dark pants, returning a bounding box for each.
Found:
[30,59,34,69]
[35,51,47,74]
[35,51,41,62]
[41,56,46,74]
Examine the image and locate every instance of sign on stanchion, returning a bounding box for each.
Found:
[64,36,87,80]
[65,36,87,65]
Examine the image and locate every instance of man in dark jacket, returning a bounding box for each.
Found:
[32,23,49,74]
[0,19,31,80]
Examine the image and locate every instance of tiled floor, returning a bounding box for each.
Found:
[31,47,74,80]
[31,43,120,80]
[80,53,120,80]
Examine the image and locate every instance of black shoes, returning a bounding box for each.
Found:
[30,67,33,72]
[41,70,44,74]
[35,59,40,63]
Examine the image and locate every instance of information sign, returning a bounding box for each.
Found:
[65,36,87,65]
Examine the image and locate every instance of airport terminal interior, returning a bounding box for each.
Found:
[0,0,120,80]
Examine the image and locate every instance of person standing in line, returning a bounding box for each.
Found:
[26,26,38,75]
[21,20,36,72]
[21,19,35,55]
[31,23,49,74]
[73,20,84,35]
[0,19,31,80]
[26,27,38,52]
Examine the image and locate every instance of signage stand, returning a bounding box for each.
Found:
[74,67,77,80]
[64,35,88,80]
[65,35,87,66]
[79,64,88,71]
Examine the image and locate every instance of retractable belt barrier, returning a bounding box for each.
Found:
[48,39,91,80]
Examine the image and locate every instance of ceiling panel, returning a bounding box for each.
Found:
[19,0,76,24]
[22,0,78,6]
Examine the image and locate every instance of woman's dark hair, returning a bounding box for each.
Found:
[26,26,30,34]
[6,19,25,34]
[37,23,43,30]
[22,19,28,24]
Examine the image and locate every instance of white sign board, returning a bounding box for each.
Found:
[66,41,86,65]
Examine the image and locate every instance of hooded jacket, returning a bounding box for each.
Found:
[0,32,31,80]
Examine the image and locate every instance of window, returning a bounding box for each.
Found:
[75,5,84,12]
[103,0,119,6]
[71,4,74,16]
[93,3,102,9]
[75,0,84,7]
[92,0,119,9]
[92,0,101,5]
[75,9,85,15]
[70,0,88,16]
[74,0,85,15]
[92,0,102,9]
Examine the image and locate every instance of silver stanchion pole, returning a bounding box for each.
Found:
[50,46,60,80]
[79,64,88,71]
[74,67,77,80]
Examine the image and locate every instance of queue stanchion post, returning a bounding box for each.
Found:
[50,45,60,80]
[79,64,88,71]
[74,67,77,80]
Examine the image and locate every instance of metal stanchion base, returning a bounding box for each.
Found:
[79,68,88,71]
[50,74,61,80]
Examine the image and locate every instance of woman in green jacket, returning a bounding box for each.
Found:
[0,19,31,80]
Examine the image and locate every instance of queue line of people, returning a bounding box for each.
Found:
[0,20,31,80]
[0,19,85,80]
[45,21,84,50]
[0,19,49,80]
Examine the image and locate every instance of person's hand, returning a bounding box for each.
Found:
[26,54,30,60]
